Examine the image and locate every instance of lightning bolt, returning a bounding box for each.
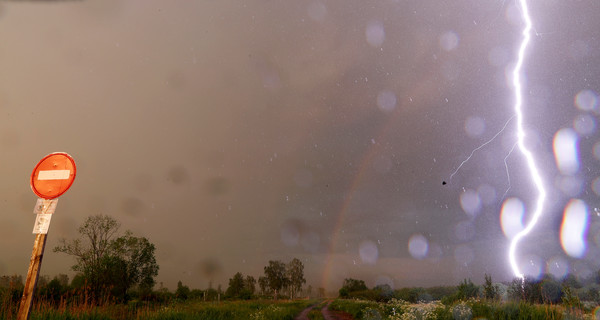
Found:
[507,0,547,280]
[449,115,515,181]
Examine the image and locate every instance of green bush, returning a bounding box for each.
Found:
[329,299,382,319]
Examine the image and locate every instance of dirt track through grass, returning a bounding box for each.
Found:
[295,300,354,320]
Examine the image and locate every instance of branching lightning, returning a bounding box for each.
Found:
[449,0,547,280]
[501,142,517,201]
[449,115,515,181]
[508,0,547,279]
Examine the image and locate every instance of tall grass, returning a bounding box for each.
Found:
[329,299,383,319]
[330,298,591,320]
[139,300,315,320]
[1,296,315,320]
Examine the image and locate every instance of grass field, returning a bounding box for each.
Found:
[3,293,600,319]
[1,299,316,320]
[329,298,599,320]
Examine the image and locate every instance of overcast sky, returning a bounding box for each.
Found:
[0,0,599,292]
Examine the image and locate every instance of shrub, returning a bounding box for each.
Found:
[451,301,473,320]
[329,299,381,319]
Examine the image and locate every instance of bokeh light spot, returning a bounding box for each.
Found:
[500,197,524,239]
[553,128,579,175]
[365,21,385,47]
[520,255,542,279]
[573,114,595,136]
[359,240,379,264]
[560,199,589,258]
[408,234,428,260]
[574,89,598,112]
[465,116,485,138]
[459,189,481,217]
[546,256,569,279]
[376,90,397,113]
[439,31,459,51]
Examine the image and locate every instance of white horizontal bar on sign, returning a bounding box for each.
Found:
[38,170,70,180]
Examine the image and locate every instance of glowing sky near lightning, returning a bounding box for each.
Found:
[0,0,599,292]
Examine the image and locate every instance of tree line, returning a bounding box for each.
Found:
[1,214,321,312]
[1,215,160,313]
[338,272,600,308]
[175,258,316,301]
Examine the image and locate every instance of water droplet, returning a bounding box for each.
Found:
[408,234,428,259]
[439,31,459,51]
[365,21,385,47]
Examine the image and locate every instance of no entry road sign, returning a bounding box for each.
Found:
[30,152,76,199]
[19,153,76,320]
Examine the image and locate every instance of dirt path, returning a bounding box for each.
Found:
[295,300,354,320]
[293,303,315,320]
[321,300,355,320]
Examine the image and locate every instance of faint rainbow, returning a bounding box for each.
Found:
[320,150,374,289]
[319,68,437,291]
[319,103,400,290]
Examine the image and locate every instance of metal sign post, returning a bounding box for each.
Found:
[17,153,76,320]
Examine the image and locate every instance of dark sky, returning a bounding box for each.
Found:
[0,0,599,292]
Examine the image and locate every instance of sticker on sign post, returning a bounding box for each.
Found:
[33,198,58,215]
[32,214,53,234]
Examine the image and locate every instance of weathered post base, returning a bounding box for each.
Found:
[17,233,48,320]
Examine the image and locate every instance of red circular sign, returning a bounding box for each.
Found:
[30,152,76,199]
